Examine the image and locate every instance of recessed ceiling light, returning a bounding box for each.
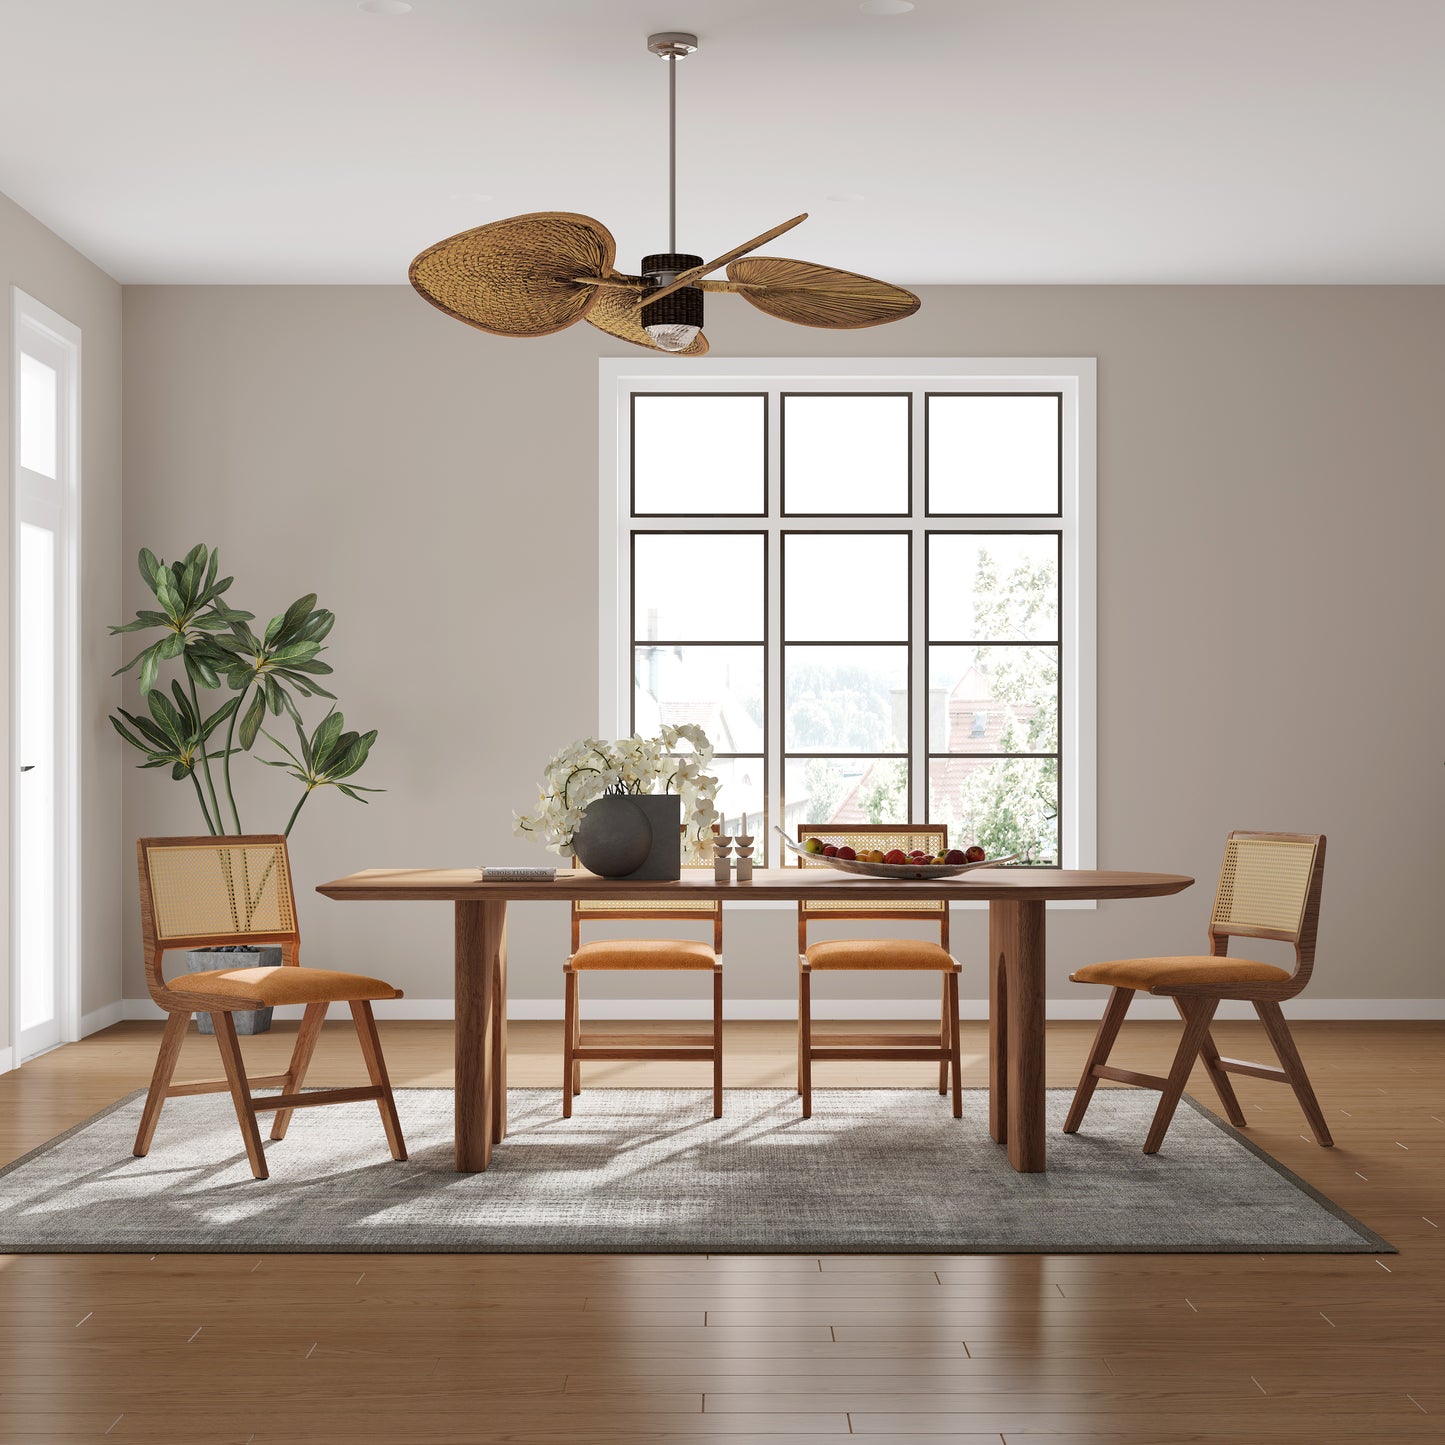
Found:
[828,191,867,203]
[859,0,914,13]
[358,1,412,14]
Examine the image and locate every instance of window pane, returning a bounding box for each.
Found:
[784,533,909,642]
[928,394,1058,514]
[634,645,764,753]
[635,533,763,641]
[782,394,909,515]
[929,756,1058,863]
[634,394,765,515]
[928,533,1057,642]
[784,645,907,753]
[929,645,1058,755]
[784,756,909,831]
[712,757,768,850]
[20,352,57,479]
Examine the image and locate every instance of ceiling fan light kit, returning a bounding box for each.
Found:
[640,251,704,352]
[408,31,919,353]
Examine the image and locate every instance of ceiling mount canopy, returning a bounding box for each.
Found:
[408,31,920,354]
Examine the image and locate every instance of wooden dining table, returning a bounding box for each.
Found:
[316,867,1192,1174]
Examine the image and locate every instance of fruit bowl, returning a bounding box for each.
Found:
[773,828,1017,879]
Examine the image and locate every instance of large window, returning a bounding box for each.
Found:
[601,360,1095,873]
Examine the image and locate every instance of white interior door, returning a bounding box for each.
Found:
[13,295,78,1062]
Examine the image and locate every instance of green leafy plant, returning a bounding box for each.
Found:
[259,711,382,836]
[110,544,380,837]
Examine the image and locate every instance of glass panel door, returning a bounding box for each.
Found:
[18,516,60,1055]
[13,298,76,1062]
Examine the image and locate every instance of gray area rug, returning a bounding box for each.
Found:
[0,1088,1389,1255]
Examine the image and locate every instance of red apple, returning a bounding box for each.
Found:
[822,844,839,857]
[965,845,986,863]
[883,848,908,865]
[835,845,856,861]
[944,849,967,865]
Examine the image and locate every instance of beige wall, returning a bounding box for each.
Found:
[120,284,1445,1014]
[0,189,124,1053]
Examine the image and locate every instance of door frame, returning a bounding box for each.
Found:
[9,287,82,1065]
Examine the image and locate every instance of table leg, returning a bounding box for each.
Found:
[492,918,508,1145]
[455,899,501,1171]
[988,902,1008,1145]
[1000,898,1047,1173]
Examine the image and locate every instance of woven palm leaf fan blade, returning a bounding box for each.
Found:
[586,277,710,355]
[717,258,921,329]
[408,212,616,337]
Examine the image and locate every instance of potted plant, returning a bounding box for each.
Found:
[110,544,381,1033]
[513,725,719,878]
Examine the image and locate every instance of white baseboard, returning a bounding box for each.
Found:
[119,996,1445,1024]
[80,1001,124,1038]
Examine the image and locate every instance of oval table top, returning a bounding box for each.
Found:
[317,866,1194,905]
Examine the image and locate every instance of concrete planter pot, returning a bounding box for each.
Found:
[626,793,683,880]
[186,945,281,1035]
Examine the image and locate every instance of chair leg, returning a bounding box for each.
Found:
[270,1001,328,1141]
[1143,997,1220,1155]
[562,966,578,1119]
[712,965,724,1119]
[799,963,813,1119]
[133,1011,190,1158]
[938,973,950,1096]
[1255,1000,1334,1147]
[796,962,805,1096]
[570,974,582,1096]
[1064,987,1135,1134]
[350,1000,407,1161]
[211,1011,269,1180]
[946,969,963,1120]
[1178,997,1247,1127]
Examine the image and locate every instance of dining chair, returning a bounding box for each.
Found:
[794,823,963,1120]
[133,835,407,1180]
[1064,830,1332,1153]
[563,827,723,1118]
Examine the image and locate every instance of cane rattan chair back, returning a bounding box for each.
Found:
[795,824,950,952]
[1208,831,1325,995]
[138,836,301,998]
[571,829,723,953]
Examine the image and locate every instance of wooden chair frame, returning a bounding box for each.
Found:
[1064,830,1332,1153]
[563,827,724,1119]
[794,823,962,1120]
[134,835,406,1180]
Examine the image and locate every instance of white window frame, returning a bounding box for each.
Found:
[599,357,1096,908]
[9,288,82,1062]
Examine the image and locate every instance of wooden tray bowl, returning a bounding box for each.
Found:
[773,828,1017,880]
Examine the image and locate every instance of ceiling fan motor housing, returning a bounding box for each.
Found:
[640,252,704,333]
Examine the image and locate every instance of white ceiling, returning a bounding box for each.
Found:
[2,0,1441,285]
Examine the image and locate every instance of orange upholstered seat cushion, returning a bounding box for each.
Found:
[168,966,401,1006]
[570,939,717,971]
[805,938,955,971]
[1071,956,1292,992]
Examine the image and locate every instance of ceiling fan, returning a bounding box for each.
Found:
[408,32,921,355]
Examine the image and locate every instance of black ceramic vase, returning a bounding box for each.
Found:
[572,795,652,877]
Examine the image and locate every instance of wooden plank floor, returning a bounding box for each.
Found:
[0,1018,1440,1444]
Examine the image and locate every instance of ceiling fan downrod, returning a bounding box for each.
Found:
[642,31,704,352]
